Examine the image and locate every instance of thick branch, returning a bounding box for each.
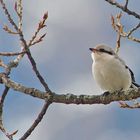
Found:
[53,89,140,105]
[1,73,140,105]
[105,0,140,19]
[0,73,48,99]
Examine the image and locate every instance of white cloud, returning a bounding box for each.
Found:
[97,129,140,140]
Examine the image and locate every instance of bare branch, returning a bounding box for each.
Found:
[30,33,47,46]
[0,51,26,56]
[0,59,7,68]
[0,73,48,99]
[105,0,140,19]
[17,0,23,31]
[127,22,140,37]
[0,0,50,93]
[19,101,51,140]
[0,87,16,140]
[111,13,140,43]
[19,32,51,93]
[0,86,9,105]
[1,73,140,105]
[0,0,19,31]
[119,101,140,109]
[124,0,129,9]
[115,12,123,53]
[3,25,19,34]
[28,12,48,47]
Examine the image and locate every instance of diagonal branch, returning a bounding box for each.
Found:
[105,0,140,19]
[0,0,19,31]
[127,22,140,37]
[19,100,52,140]
[0,87,16,140]
[19,33,51,93]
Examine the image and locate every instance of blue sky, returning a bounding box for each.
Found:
[1,0,140,140]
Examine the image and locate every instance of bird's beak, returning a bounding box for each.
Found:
[89,48,97,53]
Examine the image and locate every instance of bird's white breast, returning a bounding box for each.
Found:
[92,55,131,92]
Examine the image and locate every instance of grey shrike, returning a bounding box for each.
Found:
[89,44,139,92]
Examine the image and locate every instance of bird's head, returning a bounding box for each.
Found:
[89,44,116,61]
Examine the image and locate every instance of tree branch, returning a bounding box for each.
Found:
[0,0,19,31]
[0,87,17,140]
[0,73,48,99]
[111,13,140,43]
[19,100,51,140]
[1,73,140,105]
[18,30,51,93]
[105,0,140,19]
[0,51,26,56]
[127,22,140,37]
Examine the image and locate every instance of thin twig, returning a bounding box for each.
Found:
[111,13,140,43]
[125,35,140,43]
[28,12,48,46]
[116,13,123,53]
[0,86,9,104]
[17,0,23,31]
[119,101,140,109]
[116,32,121,53]
[0,59,7,68]
[0,0,19,31]
[127,22,140,37]
[3,25,19,34]
[19,100,52,140]
[0,87,15,140]
[0,51,26,56]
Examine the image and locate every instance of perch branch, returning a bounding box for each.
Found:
[1,73,140,105]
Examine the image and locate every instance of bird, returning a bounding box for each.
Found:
[89,44,139,92]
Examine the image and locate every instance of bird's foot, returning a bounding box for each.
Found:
[103,91,110,96]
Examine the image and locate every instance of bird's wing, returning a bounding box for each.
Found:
[116,55,135,82]
[125,65,140,87]
[126,66,135,82]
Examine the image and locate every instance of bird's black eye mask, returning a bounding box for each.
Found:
[99,48,113,55]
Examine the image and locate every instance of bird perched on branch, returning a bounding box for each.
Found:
[89,44,139,92]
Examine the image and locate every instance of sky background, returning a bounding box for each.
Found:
[1,0,140,140]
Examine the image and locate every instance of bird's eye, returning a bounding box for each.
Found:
[99,48,113,55]
[99,49,105,52]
